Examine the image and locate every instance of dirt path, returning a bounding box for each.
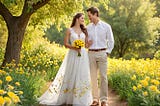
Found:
[107,87,128,106]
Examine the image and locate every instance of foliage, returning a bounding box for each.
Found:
[98,0,160,58]
[154,50,160,59]
[44,24,66,45]
[0,48,4,65]
[0,0,86,30]
[0,16,7,48]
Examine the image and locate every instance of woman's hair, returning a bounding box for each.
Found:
[87,7,99,17]
[70,13,87,36]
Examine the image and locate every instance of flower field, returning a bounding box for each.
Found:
[0,42,67,106]
[108,58,160,106]
[0,44,160,106]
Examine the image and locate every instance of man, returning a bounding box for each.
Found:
[86,7,114,106]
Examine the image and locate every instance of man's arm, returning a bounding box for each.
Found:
[106,24,114,54]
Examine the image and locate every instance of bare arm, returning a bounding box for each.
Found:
[64,29,80,52]
[85,36,89,48]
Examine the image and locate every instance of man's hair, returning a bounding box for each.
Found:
[87,7,99,17]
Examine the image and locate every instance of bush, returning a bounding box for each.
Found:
[154,50,160,59]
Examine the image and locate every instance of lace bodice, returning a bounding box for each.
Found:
[69,28,85,44]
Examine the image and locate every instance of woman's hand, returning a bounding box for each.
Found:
[74,48,81,53]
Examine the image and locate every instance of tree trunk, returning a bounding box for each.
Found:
[2,16,29,66]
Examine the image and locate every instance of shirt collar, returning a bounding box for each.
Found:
[92,20,102,26]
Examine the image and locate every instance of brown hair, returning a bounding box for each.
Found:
[87,7,99,17]
[70,13,87,36]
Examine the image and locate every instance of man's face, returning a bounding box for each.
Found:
[87,11,94,23]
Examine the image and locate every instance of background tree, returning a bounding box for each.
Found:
[99,0,160,58]
[150,0,160,52]
[0,0,85,66]
[43,24,66,45]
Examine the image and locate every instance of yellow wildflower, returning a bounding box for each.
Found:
[7,92,16,98]
[131,75,136,80]
[6,76,12,82]
[140,80,148,87]
[133,86,137,91]
[15,82,20,86]
[0,70,6,75]
[17,63,22,67]
[143,91,148,96]
[137,84,142,89]
[12,95,20,103]
[151,79,159,86]
[4,97,11,105]
[0,80,2,85]
[145,76,150,81]
[0,90,5,95]
[8,85,14,90]
[18,91,23,95]
[149,85,158,92]
[0,96,5,105]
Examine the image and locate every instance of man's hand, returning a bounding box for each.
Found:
[88,40,93,47]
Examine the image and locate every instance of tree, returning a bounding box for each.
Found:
[44,24,66,45]
[99,0,159,58]
[0,0,85,66]
[150,0,160,52]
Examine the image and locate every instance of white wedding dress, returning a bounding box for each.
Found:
[38,28,93,106]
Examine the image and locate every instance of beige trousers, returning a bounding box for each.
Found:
[88,50,108,102]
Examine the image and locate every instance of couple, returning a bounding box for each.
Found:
[38,7,114,106]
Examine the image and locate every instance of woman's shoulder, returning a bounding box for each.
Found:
[66,28,73,32]
[65,28,72,35]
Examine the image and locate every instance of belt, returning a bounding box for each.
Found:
[89,48,106,52]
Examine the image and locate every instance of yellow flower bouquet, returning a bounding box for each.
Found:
[72,39,85,56]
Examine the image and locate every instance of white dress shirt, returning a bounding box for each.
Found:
[87,20,114,54]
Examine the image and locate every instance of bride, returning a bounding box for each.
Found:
[38,13,93,106]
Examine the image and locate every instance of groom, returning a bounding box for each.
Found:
[86,7,114,106]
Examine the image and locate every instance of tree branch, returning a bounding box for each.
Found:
[21,0,50,18]
[32,0,50,12]
[0,2,12,23]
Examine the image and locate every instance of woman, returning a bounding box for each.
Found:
[38,13,93,106]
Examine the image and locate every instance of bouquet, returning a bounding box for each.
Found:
[72,39,85,56]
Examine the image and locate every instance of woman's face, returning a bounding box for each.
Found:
[77,15,84,25]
